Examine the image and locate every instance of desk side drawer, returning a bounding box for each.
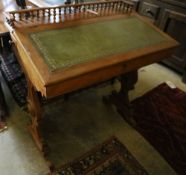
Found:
[139,2,160,20]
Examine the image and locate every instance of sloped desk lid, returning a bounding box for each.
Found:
[12,14,178,97]
[30,16,169,71]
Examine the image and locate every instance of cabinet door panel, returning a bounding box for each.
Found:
[160,10,186,72]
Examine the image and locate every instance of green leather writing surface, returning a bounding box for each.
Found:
[30,17,168,71]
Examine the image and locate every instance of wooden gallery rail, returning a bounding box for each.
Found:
[4,0,134,28]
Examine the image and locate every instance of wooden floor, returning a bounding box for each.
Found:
[0,0,36,33]
[28,0,64,7]
[0,0,17,32]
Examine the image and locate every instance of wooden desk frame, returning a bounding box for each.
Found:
[4,0,178,171]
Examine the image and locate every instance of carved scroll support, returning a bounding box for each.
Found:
[27,80,43,151]
[25,79,54,171]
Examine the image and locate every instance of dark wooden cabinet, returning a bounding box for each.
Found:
[139,1,160,20]
[138,0,186,82]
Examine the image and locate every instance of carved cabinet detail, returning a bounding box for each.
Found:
[138,0,186,82]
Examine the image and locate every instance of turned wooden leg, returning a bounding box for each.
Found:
[103,71,138,126]
[119,70,138,107]
[27,80,43,151]
[182,71,186,83]
[182,56,186,83]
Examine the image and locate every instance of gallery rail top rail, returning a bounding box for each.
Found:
[4,0,134,28]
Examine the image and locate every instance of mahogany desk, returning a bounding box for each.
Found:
[5,1,178,156]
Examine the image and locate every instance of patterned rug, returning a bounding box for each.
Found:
[0,32,27,132]
[54,137,148,175]
[131,83,186,175]
[0,34,27,108]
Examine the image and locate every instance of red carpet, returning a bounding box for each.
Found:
[131,83,186,175]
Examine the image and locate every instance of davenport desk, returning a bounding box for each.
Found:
[4,0,178,157]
